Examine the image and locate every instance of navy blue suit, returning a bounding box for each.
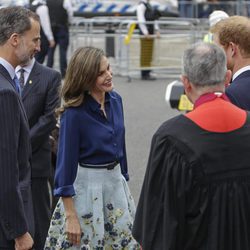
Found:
[226,70,250,110]
[21,61,61,250]
[0,64,34,249]
[22,61,61,178]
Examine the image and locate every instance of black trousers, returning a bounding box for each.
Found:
[32,178,52,250]
[47,25,69,78]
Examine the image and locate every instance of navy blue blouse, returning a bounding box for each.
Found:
[54,91,128,197]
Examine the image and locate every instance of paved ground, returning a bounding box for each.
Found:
[112,75,180,204]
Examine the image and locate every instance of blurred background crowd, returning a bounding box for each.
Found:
[1,0,250,18]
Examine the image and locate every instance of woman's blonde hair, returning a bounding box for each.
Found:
[57,47,105,114]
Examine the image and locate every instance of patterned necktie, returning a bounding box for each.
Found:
[19,68,25,90]
[13,75,21,94]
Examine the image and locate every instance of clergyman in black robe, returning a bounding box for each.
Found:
[133,42,250,250]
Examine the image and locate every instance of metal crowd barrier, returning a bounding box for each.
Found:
[69,17,208,80]
[70,17,130,74]
[117,18,206,80]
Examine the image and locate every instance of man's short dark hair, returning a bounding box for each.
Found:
[0,6,40,45]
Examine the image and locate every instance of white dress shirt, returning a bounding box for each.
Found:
[0,57,16,80]
[32,0,54,42]
[232,65,250,81]
[63,0,74,24]
[15,58,36,87]
[136,0,159,36]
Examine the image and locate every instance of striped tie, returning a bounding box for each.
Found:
[19,68,25,90]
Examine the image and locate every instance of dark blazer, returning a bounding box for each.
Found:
[22,61,61,178]
[0,65,34,248]
[226,70,250,111]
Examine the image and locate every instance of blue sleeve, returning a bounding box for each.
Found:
[54,109,80,197]
[119,95,129,181]
[121,138,129,181]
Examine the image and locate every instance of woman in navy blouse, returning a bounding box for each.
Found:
[45,47,140,249]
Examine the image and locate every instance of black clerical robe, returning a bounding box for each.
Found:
[133,103,250,250]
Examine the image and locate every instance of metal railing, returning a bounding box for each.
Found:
[69,17,208,80]
[117,18,205,80]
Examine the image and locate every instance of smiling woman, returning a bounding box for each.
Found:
[45,47,140,249]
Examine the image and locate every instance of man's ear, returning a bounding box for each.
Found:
[181,75,192,94]
[9,33,19,47]
[229,42,237,57]
[224,69,232,87]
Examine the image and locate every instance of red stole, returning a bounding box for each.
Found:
[185,93,247,132]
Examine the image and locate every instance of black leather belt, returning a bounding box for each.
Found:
[79,161,119,170]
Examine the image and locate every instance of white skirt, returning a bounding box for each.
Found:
[44,165,140,250]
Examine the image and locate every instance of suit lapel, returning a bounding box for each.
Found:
[0,64,17,91]
[22,61,40,101]
[0,64,29,122]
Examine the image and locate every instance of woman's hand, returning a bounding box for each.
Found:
[62,197,82,246]
[65,214,82,246]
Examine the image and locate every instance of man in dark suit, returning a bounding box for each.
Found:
[0,6,40,250]
[211,15,250,110]
[16,58,61,249]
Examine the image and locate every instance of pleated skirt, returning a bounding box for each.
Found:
[44,165,140,250]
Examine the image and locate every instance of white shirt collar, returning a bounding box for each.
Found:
[32,0,46,5]
[15,58,35,74]
[0,57,15,80]
[232,65,250,81]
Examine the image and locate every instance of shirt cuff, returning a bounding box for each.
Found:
[122,173,129,181]
[54,185,75,197]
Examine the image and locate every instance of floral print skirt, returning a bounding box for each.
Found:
[44,164,140,250]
